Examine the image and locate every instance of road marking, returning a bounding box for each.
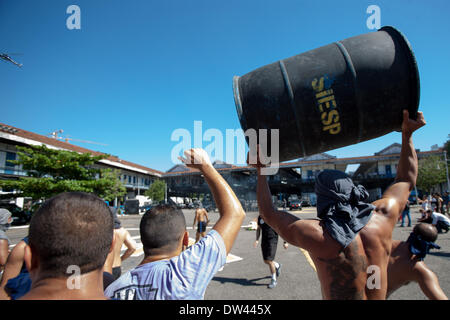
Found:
[300,248,317,272]
[9,225,29,230]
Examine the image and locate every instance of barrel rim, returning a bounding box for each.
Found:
[232,75,248,131]
[379,26,421,120]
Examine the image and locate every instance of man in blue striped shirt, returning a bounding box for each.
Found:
[105,148,245,300]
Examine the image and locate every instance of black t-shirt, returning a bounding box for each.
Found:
[258,216,278,240]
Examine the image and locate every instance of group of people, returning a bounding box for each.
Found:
[0,110,448,300]
[418,194,450,234]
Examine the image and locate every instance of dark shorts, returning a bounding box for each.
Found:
[197,221,207,233]
[261,236,278,261]
[112,266,122,280]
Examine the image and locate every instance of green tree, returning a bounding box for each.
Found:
[0,145,126,201]
[144,179,166,202]
[416,155,447,194]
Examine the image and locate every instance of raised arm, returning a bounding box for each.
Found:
[180,149,245,254]
[376,110,426,218]
[255,168,321,252]
[120,230,137,262]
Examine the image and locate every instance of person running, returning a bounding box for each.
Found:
[20,192,114,300]
[253,215,288,289]
[103,209,137,280]
[387,223,447,300]
[193,205,210,243]
[249,110,426,299]
[104,148,245,300]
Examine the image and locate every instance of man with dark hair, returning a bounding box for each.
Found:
[20,192,114,300]
[105,148,245,300]
[250,110,426,299]
[388,223,447,299]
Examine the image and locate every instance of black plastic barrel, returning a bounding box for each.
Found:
[233,26,420,162]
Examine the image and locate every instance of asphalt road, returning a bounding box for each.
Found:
[5,206,450,300]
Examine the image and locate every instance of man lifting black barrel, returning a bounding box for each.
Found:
[235,27,430,299]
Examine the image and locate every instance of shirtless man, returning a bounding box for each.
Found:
[250,110,426,299]
[103,209,137,280]
[193,205,210,242]
[387,223,447,300]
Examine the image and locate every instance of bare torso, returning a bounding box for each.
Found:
[195,208,208,222]
[306,201,395,300]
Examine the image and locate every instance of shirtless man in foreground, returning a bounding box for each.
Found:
[193,206,210,242]
[250,110,426,299]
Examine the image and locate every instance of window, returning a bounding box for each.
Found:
[385,165,392,177]
[5,152,16,174]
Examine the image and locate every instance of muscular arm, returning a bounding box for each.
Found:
[203,165,245,253]
[256,169,320,253]
[414,264,448,300]
[180,149,245,254]
[120,230,137,262]
[376,111,425,220]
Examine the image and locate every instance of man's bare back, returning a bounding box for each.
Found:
[104,227,136,279]
[292,206,394,299]
[251,110,426,299]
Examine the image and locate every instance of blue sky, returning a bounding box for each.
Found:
[1,0,449,172]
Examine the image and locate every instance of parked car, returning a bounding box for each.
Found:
[289,200,302,211]
[301,200,311,207]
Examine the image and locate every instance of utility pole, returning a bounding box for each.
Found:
[444,149,450,192]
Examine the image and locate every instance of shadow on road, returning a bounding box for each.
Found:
[211,276,271,287]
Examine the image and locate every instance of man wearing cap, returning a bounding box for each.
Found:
[250,110,426,299]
